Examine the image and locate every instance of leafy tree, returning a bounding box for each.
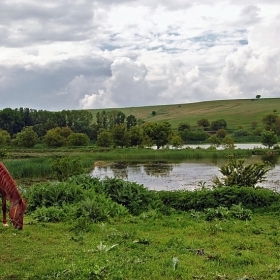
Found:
[261,130,278,149]
[178,122,191,132]
[129,126,144,147]
[256,95,261,99]
[126,114,137,130]
[222,136,235,149]
[143,122,172,149]
[96,130,113,147]
[262,113,279,130]
[13,127,39,148]
[43,127,67,147]
[111,124,130,147]
[170,135,184,148]
[197,118,210,128]
[178,122,191,142]
[209,135,221,147]
[67,133,90,146]
[152,111,156,116]
[210,119,227,131]
[59,127,73,138]
[216,129,227,139]
[96,111,108,130]
[0,108,24,135]
[213,158,271,188]
[107,110,126,129]
[0,130,11,146]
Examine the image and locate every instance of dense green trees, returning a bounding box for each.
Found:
[0,107,93,139]
[0,130,11,146]
[210,119,227,131]
[143,122,172,149]
[1,106,280,149]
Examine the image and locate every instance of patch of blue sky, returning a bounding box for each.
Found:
[100,44,120,51]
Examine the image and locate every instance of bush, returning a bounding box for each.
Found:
[234,129,251,137]
[76,195,129,222]
[32,206,67,222]
[26,181,85,212]
[158,186,280,211]
[51,157,84,181]
[213,158,271,188]
[97,178,163,215]
[67,133,90,146]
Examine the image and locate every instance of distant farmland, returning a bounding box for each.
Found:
[88,98,280,130]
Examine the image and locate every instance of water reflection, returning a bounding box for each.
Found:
[144,162,174,177]
[91,157,280,192]
[261,153,279,166]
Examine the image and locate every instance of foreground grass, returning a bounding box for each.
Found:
[1,212,280,279]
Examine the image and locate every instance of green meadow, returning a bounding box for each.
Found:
[2,212,280,280]
[89,98,280,130]
[1,172,280,280]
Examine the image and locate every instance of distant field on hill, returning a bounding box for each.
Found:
[89,98,280,130]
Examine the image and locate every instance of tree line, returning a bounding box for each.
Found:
[0,107,279,149]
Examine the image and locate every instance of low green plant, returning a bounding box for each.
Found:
[76,195,129,222]
[32,206,67,222]
[98,178,163,215]
[213,158,271,188]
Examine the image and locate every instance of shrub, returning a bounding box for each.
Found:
[234,129,251,137]
[76,195,129,222]
[67,133,90,146]
[213,158,271,188]
[158,186,279,211]
[32,206,67,222]
[26,181,85,212]
[51,157,83,181]
[98,178,163,215]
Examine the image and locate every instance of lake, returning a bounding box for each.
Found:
[91,155,280,192]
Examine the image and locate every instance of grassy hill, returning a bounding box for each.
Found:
[89,98,280,130]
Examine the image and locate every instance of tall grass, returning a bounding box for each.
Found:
[2,148,254,183]
[85,147,253,161]
[3,158,53,180]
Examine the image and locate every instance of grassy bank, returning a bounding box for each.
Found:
[1,212,280,279]
[1,172,280,279]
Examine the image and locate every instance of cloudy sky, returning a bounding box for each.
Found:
[0,0,279,111]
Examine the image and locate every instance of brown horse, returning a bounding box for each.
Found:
[0,162,28,230]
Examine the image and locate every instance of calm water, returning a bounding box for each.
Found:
[91,158,280,192]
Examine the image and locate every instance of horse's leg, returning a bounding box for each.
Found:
[2,195,8,226]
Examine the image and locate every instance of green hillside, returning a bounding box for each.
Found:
[89,98,280,130]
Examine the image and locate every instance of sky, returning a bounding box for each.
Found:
[0,0,279,111]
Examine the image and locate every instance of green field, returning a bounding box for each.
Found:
[2,211,280,279]
[89,98,280,130]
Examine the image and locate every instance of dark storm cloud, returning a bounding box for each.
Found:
[0,1,94,46]
[0,55,112,110]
